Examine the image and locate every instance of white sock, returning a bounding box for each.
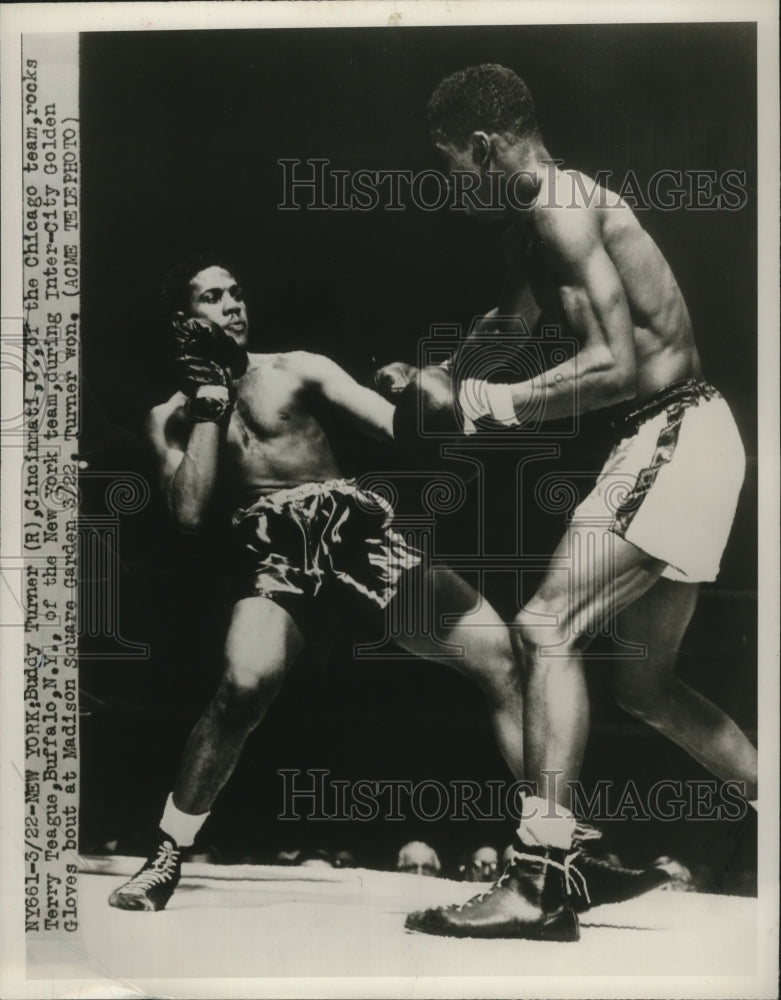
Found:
[160,793,209,849]
[517,794,576,851]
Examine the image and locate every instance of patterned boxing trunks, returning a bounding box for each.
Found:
[229,478,423,631]
[572,379,745,582]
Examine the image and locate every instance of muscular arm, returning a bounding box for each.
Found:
[375,293,536,393]
[291,352,395,442]
[145,391,222,532]
[508,209,637,421]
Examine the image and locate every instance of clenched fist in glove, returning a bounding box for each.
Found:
[172,317,248,422]
[373,361,419,401]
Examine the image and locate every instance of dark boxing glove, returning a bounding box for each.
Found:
[373,361,419,401]
[172,317,248,422]
[392,366,463,447]
[173,317,248,385]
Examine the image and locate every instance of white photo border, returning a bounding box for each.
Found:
[1,2,778,998]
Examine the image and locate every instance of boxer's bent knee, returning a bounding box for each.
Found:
[468,637,521,696]
[513,600,577,655]
[212,666,284,728]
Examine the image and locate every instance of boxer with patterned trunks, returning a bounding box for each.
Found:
[576,378,745,583]
[229,477,422,631]
[109,253,529,913]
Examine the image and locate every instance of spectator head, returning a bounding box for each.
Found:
[653,855,696,892]
[298,848,334,870]
[274,848,302,866]
[461,845,499,882]
[397,841,442,877]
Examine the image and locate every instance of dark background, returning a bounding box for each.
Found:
[78,23,757,885]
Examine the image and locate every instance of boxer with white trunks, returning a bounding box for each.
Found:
[377,65,757,940]
[576,378,745,584]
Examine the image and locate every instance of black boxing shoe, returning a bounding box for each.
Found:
[404,842,579,941]
[569,850,671,912]
[108,832,182,912]
[562,823,670,911]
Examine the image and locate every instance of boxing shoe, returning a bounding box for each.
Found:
[108,831,182,911]
[572,849,670,911]
[563,823,670,910]
[405,842,580,940]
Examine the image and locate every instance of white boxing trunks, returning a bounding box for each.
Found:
[572,379,745,583]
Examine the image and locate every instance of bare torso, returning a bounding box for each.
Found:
[170,353,343,507]
[512,168,702,402]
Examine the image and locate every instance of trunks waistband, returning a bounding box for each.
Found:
[243,477,358,509]
[609,378,721,439]
[233,478,394,526]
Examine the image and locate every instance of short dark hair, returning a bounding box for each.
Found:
[427,64,539,147]
[160,251,239,315]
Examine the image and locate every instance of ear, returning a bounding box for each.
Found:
[471,131,493,168]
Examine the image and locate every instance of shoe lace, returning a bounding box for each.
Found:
[512,850,591,907]
[563,852,590,905]
[445,846,594,915]
[125,841,180,893]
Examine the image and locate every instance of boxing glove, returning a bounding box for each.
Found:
[373,361,420,401]
[172,317,248,422]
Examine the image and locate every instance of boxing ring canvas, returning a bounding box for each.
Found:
[30,862,756,982]
[0,2,778,999]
